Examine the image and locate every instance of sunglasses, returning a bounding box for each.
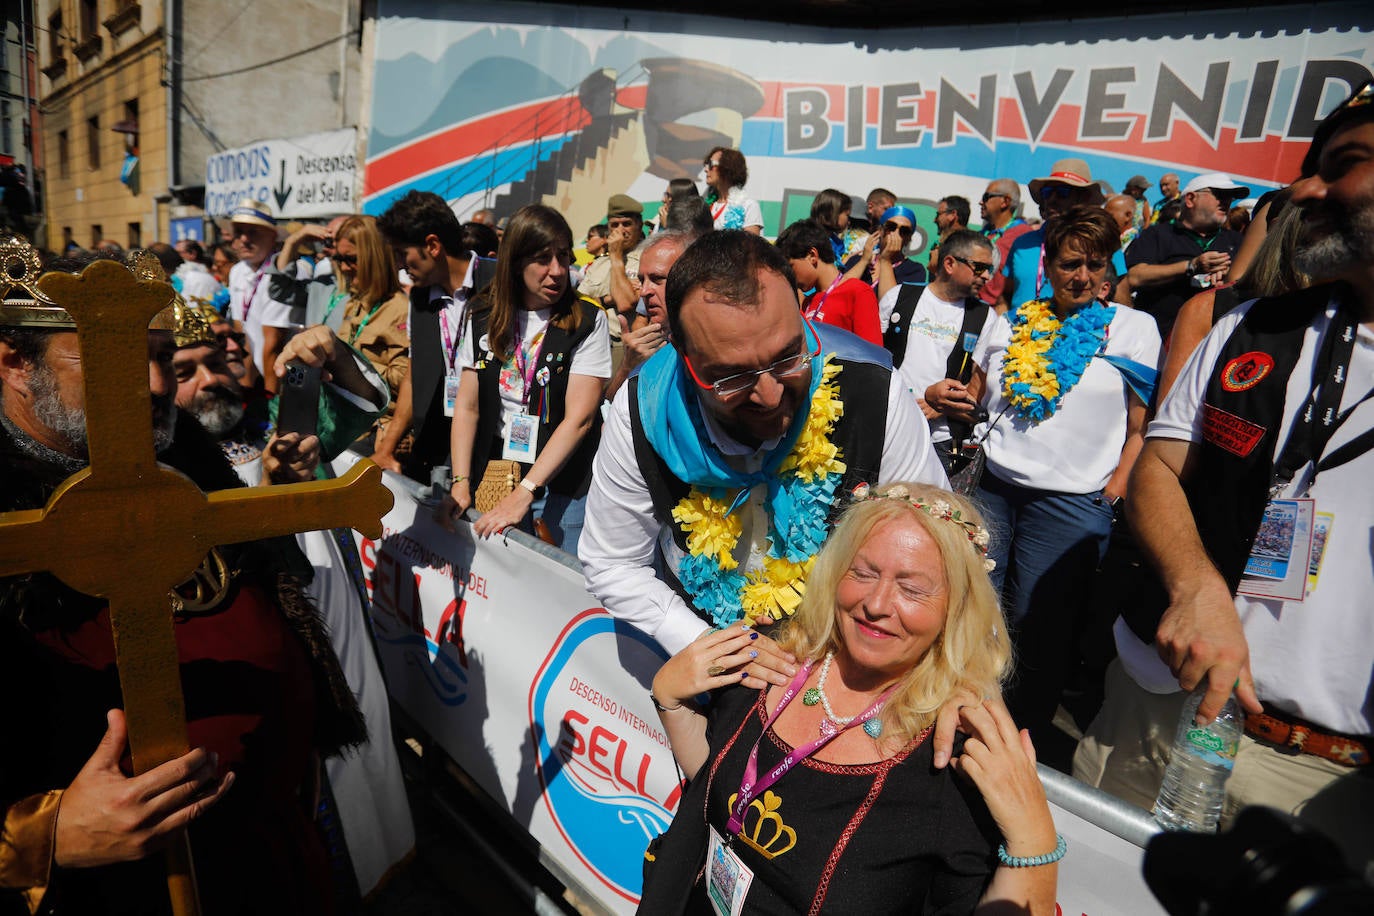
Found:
[703,160,720,170]
[682,317,821,400]
[883,222,915,239]
[1039,186,1081,201]
[951,255,994,276]
[981,192,1009,203]
[216,329,247,349]
[332,253,358,266]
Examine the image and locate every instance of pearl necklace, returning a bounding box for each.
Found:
[801,652,884,738]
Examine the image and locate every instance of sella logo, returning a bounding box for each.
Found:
[529,610,683,904]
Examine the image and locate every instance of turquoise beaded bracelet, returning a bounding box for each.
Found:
[996,834,1066,867]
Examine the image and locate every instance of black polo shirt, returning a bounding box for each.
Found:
[1125,221,1242,338]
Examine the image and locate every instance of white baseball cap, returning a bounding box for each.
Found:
[1182,173,1250,199]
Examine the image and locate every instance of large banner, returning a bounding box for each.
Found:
[364,2,1371,245]
[346,461,1164,914]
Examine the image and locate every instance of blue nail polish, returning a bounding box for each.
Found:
[750,632,759,640]
[749,649,758,659]
[740,671,748,680]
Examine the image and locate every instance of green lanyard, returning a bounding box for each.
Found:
[348,300,387,346]
[321,287,349,325]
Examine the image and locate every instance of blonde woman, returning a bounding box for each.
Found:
[643,483,1059,915]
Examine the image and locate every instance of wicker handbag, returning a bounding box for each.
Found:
[474,459,522,514]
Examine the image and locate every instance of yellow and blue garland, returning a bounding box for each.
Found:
[1002,298,1115,421]
[671,359,847,627]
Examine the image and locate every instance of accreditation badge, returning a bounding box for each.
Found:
[501,412,540,463]
[706,825,754,916]
[443,373,460,418]
[1306,512,1335,596]
[1238,498,1316,602]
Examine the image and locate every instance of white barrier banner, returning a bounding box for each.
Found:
[349,464,1162,914]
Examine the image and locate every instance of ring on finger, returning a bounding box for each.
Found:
[707,664,726,677]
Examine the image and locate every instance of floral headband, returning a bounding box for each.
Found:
[850,483,996,572]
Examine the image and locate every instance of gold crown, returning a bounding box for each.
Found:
[726,790,797,860]
[0,233,68,327]
[126,249,216,347]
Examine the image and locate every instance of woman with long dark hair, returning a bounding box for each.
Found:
[446,205,611,553]
[810,187,868,264]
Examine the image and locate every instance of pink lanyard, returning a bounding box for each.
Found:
[241,258,271,323]
[513,312,548,409]
[804,274,845,321]
[439,297,468,373]
[726,659,896,835]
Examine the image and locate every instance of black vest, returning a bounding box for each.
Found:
[883,283,989,442]
[628,351,892,625]
[467,294,604,498]
[1122,284,1332,643]
[407,257,497,469]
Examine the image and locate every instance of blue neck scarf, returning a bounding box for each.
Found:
[637,321,824,515]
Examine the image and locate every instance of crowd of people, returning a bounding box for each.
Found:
[2,75,1371,913]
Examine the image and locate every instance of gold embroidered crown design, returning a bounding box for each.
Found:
[726,790,797,859]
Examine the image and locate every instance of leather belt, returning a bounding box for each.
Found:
[1244,708,1371,767]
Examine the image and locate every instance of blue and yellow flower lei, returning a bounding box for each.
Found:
[671,359,847,628]
[1002,298,1115,422]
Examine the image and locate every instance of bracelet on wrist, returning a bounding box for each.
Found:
[520,478,539,494]
[649,691,683,712]
[451,475,468,486]
[997,834,1066,868]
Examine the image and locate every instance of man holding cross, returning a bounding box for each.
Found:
[0,249,366,913]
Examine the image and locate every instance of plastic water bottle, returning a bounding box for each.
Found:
[1153,686,1244,832]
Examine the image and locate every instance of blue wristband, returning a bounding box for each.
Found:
[997,834,1066,867]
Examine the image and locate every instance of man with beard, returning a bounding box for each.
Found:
[999,158,1106,310]
[580,231,947,691]
[1126,172,1247,338]
[1074,82,1374,872]
[0,250,367,912]
[169,302,416,897]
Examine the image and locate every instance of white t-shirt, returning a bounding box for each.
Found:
[458,305,612,439]
[882,286,997,443]
[228,258,304,375]
[1125,294,1374,734]
[977,306,1161,493]
[711,186,763,232]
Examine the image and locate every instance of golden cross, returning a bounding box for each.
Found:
[0,259,392,913]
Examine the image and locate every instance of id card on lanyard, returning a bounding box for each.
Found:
[502,312,548,463]
[1242,303,1374,602]
[803,274,844,324]
[709,659,895,914]
[440,298,467,418]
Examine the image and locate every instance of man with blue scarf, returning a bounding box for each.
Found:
[579,231,946,692]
